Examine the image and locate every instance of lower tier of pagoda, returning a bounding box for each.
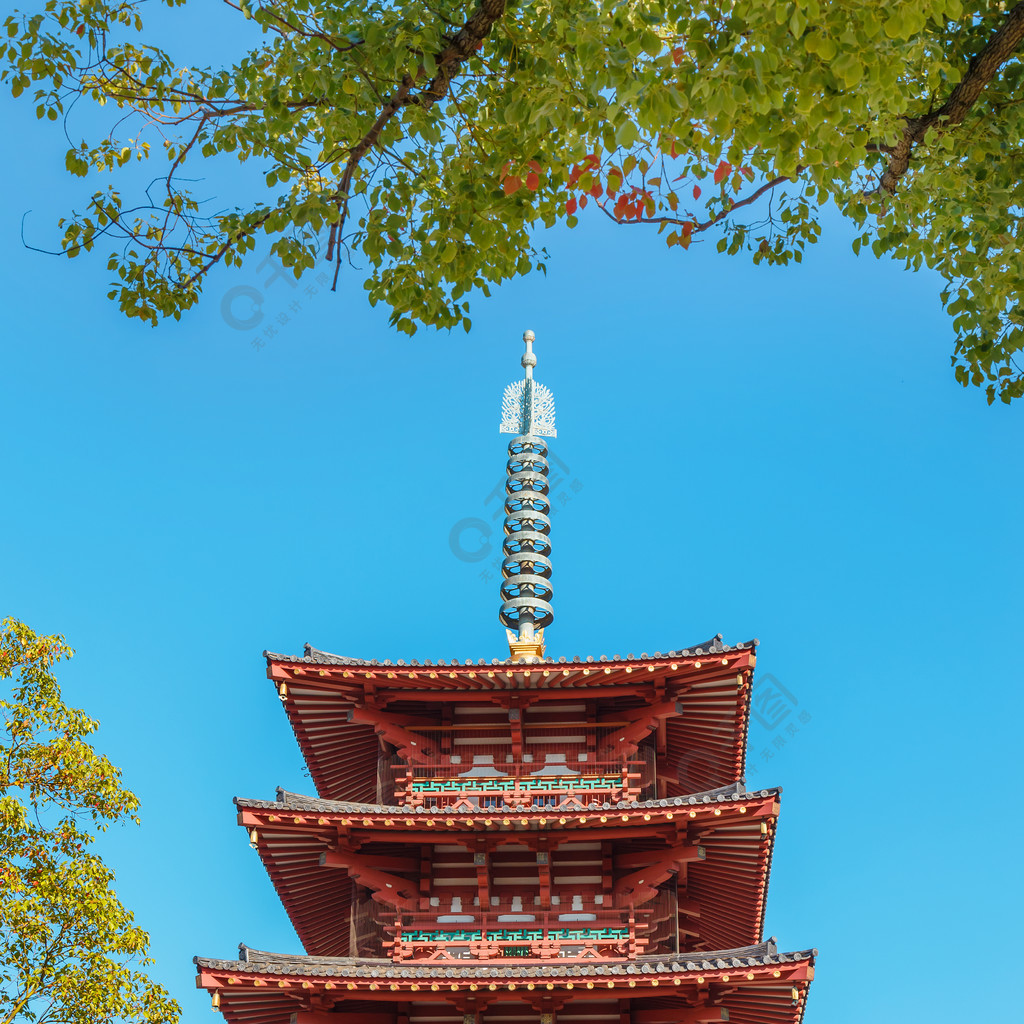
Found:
[196,941,814,1024]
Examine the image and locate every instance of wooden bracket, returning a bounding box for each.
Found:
[347,707,439,763]
[597,702,683,759]
[613,844,704,904]
[319,848,417,910]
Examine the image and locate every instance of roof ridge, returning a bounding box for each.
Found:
[264,636,759,669]
[195,939,817,975]
[233,782,781,815]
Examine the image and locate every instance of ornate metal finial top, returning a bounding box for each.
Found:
[521,329,537,376]
[499,330,555,661]
[500,330,556,437]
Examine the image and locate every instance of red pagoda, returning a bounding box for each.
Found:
[195,331,816,1024]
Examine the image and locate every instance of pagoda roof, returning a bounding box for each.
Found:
[239,780,775,818]
[198,937,813,978]
[265,634,758,670]
[236,783,780,958]
[266,638,758,802]
[195,941,814,1024]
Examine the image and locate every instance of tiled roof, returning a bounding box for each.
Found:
[264,634,758,669]
[235,780,780,817]
[195,939,814,978]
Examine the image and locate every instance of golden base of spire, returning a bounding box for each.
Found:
[506,628,545,662]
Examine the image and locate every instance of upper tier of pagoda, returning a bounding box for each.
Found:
[266,635,757,805]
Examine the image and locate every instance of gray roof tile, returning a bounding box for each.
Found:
[234,781,780,816]
[264,634,758,669]
[194,940,815,979]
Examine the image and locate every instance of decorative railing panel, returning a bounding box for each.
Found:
[391,759,648,810]
[383,907,651,961]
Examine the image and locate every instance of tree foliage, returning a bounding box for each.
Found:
[3,1,1024,401]
[0,619,180,1024]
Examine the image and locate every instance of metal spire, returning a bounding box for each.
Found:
[499,330,555,661]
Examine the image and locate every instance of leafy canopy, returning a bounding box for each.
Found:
[0,619,180,1024]
[3,1,1024,401]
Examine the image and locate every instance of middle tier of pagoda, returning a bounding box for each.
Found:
[239,781,778,963]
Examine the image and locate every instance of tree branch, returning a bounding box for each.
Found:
[879,2,1024,194]
[415,0,507,107]
[324,0,506,282]
[596,172,798,233]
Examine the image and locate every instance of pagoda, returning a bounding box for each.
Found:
[195,332,816,1024]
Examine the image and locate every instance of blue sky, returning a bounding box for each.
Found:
[2,8,1023,1023]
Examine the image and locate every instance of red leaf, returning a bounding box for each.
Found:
[692,185,702,199]
[713,161,732,185]
[670,141,678,158]
[672,47,684,66]
[526,171,540,191]
[590,183,603,198]
[579,194,588,209]
[682,220,694,235]
[566,197,577,215]
[528,160,541,173]
[503,176,522,196]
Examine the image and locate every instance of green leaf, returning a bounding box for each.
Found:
[615,119,638,148]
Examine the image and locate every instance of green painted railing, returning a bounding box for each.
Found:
[408,775,623,794]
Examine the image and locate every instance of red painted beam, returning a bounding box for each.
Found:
[596,701,682,725]
[347,707,438,762]
[594,700,687,759]
[633,1008,729,1023]
[293,1015,396,1024]
[319,849,417,910]
[614,845,704,903]
[616,845,703,871]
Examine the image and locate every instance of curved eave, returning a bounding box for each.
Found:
[195,943,814,1024]
[266,635,757,672]
[266,643,756,695]
[237,783,780,827]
